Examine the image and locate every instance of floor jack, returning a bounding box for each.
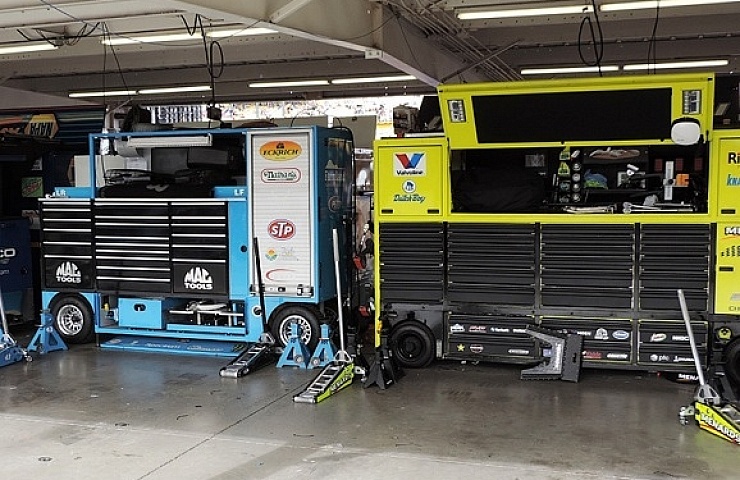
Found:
[0,285,30,368]
[677,289,740,445]
[520,325,583,382]
[294,229,359,404]
[219,238,276,378]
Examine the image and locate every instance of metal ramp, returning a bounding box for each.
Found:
[520,325,583,382]
[293,353,355,404]
[219,340,276,378]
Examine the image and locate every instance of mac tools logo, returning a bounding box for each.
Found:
[393,152,426,176]
[183,267,213,290]
[56,261,81,284]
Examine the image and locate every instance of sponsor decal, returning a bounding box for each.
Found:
[261,168,301,183]
[606,353,629,360]
[727,174,740,186]
[183,267,213,290]
[724,226,740,236]
[402,180,416,193]
[678,373,700,382]
[393,193,426,203]
[583,350,604,360]
[650,354,671,362]
[456,343,465,352]
[265,248,278,261]
[268,219,296,240]
[729,152,740,164]
[24,113,59,138]
[468,325,487,333]
[327,365,354,394]
[508,348,530,355]
[613,330,630,341]
[491,327,511,333]
[650,333,667,342]
[470,344,484,354]
[55,261,81,284]
[698,407,740,444]
[717,327,733,341]
[513,328,527,334]
[575,329,592,337]
[671,334,690,342]
[21,177,43,198]
[259,140,302,161]
[450,323,465,333]
[0,247,16,260]
[265,268,296,282]
[595,328,609,340]
[393,152,426,176]
[673,356,694,363]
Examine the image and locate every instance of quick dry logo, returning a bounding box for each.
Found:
[393,152,426,176]
[268,219,296,240]
[260,141,301,161]
[55,261,81,284]
[183,267,213,290]
[261,168,301,183]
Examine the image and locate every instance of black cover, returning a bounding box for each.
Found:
[452,165,545,212]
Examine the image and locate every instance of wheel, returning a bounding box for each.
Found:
[271,306,321,351]
[390,321,435,368]
[724,339,740,389]
[50,294,95,344]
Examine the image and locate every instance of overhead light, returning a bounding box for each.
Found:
[248,80,330,88]
[126,134,213,148]
[103,27,275,46]
[0,43,58,55]
[521,65,619,75]
[458,4,593,20]
[331,75,416,85]
[137,85,212,94]
[69,90,138,98]
[601,0,740,12]
[206,27,276,38]
[623,59,729,71]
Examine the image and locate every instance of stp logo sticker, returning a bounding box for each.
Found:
[260,141,302,161]
[268,219,296,240]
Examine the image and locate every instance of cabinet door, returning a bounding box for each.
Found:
[715,223,740,315]
[376,144,443,217]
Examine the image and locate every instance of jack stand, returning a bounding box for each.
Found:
[346,326,370,375]
[520,325,583,382]
[0,285,30,367]
[219,333,276,378]
[26,310,68,355]
[309,324,337,369]
[677,289,740,445]
[363,328,403,389]
[277,323,310,369]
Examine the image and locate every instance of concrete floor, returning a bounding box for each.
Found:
[1,336,739,480]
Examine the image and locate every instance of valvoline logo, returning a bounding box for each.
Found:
[394,152,425,176]
[268,219,296,240]
[260,140,302,161]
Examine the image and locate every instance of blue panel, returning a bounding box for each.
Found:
[99,335,248,357]
[0,218,32,292]
[229,201,249,297]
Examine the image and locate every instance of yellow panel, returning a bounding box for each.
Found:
[717,138,740,217]
[375,137,445,218]
[716,223,740,314]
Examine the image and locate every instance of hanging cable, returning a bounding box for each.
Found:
[577,0,605,75]
[648,1,661,74]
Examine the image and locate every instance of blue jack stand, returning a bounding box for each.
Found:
[277,322,310,369]
[1,285,29,367]
[27,310,68,355]
[309,324,337,369]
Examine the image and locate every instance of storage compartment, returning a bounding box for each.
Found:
[118,298,178,329]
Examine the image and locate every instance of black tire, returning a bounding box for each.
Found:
[724,339,740,389]
[390,321,435,368]
[271,306,321,351]
[50,294,95,344]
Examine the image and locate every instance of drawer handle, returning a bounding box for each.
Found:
[381,209,394,214]
[134,303,147,312]
[721,209,736,214]
[719,266,734,272]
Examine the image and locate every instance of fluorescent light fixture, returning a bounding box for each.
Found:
[521,65,619,75]
[137,85,212,94]
[458,4,593,20]
[331,75,416,85]
[601,0,740,12]
[69,90,137,98]
[103,27,276,45]
[103,33,199,46]
[126,134,212,148]
[623,59,729,71]
[206,27,276,38]
[0,43,58,55]
[248,80,329,88]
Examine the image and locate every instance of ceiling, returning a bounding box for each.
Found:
[0,0,739,107]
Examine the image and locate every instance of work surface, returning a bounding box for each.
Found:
[0,342,738,480]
